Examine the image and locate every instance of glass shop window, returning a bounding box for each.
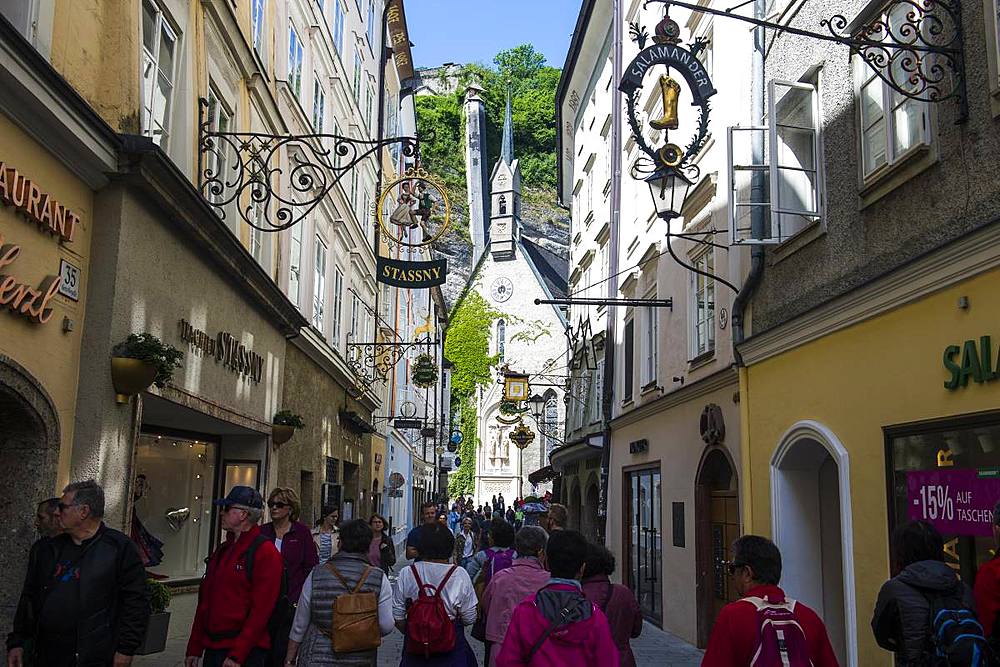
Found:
[132,434,217,581]
[887,415,1000,585]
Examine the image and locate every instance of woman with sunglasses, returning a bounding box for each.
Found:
[260,487,318,666]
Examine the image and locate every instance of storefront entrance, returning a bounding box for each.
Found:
[695,447,740,647]
[771,421,856,667]
[0,360,60,626]
[133,395,268,583]
[624,465,662,624]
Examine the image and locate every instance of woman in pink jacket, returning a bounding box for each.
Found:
[482,527,551,667]
[496,530,619,667]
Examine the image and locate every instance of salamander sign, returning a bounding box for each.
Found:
[376,256,447,288]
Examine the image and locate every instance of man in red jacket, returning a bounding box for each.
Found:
[702,535,839,667]
[186,486,282,667]
[974,499,1000,640]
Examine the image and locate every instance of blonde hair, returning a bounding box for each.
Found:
[268,487,301,522]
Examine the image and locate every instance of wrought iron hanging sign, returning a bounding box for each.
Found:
[620,15,715,187]
[197,98,419,231]
[375,166,450,287]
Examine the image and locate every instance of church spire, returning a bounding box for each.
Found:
[501,85,514,166]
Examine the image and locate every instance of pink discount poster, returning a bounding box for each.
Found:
[906,468,1000,537]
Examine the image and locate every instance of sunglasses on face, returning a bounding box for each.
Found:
[725,560,748,576]
[268,501,288,509]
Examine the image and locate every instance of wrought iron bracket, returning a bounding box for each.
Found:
[346,334,437,394]
[535,297,674,308]
[647,0,968,122]
[197,97,421,231]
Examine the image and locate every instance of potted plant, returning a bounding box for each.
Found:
[411,353,439,388]
[110,333,183,404]
[273,410,305,446]
[136,578,171,655]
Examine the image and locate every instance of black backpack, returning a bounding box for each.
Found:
[245,535,293,638]
[928,594,993,666]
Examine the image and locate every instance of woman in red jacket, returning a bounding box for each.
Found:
[582,542,644,667]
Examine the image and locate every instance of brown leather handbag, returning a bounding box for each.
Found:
[325,562,382,653]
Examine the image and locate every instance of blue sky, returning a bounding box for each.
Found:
[405,0,583,70]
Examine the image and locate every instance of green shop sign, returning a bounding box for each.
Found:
[943,336,1000,390]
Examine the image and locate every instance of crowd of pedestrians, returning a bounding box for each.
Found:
[13,481,1000,666]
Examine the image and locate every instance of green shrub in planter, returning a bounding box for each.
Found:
[147,578,171,614]
[112,333,183,388]
[273,410,306,428]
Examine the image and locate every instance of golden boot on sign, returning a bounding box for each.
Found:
[650,74,682,131]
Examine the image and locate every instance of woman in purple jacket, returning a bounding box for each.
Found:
[581,543,643,667]
[261,487,319,667]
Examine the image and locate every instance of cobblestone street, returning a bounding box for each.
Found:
[136,583,703,667]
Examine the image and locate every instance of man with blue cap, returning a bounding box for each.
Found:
[186,486,283,667]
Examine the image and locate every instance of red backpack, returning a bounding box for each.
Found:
[405,564,459,657]
[745,596,814,667]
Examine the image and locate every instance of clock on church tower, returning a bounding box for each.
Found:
[491,277,513,303]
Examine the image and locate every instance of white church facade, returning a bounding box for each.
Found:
[460,93,568,505]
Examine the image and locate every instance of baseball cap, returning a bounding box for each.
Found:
[213,485,264,509]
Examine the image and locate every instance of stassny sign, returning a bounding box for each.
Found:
[377,256,447,288]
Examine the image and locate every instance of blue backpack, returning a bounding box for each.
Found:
[929,596,993,666]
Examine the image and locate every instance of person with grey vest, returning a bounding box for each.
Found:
[284,519,394,666]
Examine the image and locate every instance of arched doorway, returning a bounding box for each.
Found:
[568,481,582,530]
[695,446,740,647]
[771,421,857,667]
[0,357,60,630]
[581,475,600,541]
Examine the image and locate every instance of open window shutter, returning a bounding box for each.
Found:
[768,79,820,242]
[727,126,773,245]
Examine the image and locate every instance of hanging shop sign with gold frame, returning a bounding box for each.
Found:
[376,167,450,289]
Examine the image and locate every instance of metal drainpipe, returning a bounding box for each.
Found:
[731,0,767,361]
[598,0,624,545]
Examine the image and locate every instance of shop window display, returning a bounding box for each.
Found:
[888,415,1000,584]
[133,434,217,581]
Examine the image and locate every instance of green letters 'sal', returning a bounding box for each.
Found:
[960,339,984,386]
[944,345,962,389]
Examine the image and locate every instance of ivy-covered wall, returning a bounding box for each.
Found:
[445,290,500,497]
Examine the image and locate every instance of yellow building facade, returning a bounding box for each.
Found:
[739,223,1000,666]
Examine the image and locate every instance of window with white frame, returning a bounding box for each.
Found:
[353,49,363,100]
[312,77,326,131]
[288,224,303,306]
[642,294,657,386]
[351,171,359,213]
[1,1,36,40]
[691,251,716,358]
[366,0,376,51]
[332,0,345,55]
[332,119,342,166]
[543,392,558,455]
[769,78,821,240]
[251,0,266,57]
[332,267,344,346]
[141,0,178,147]
[728,77,822,245]
[622,313,635,402]
[250,225,265,265]
[366,84,374,128]
[313,236,328,333]
[288,24,304,99]
[205,86,233,207]
[497,319,506,361]
[856,16,928,180]
[350,292,360,341]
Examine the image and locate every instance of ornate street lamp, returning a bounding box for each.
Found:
[528,394,546,421]
[646,168,694,222]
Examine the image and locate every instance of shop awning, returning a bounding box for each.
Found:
[528,465,559,484]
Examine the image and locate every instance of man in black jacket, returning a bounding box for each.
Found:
[6,480,150,667]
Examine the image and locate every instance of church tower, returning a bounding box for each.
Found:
[488,89,520,262]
